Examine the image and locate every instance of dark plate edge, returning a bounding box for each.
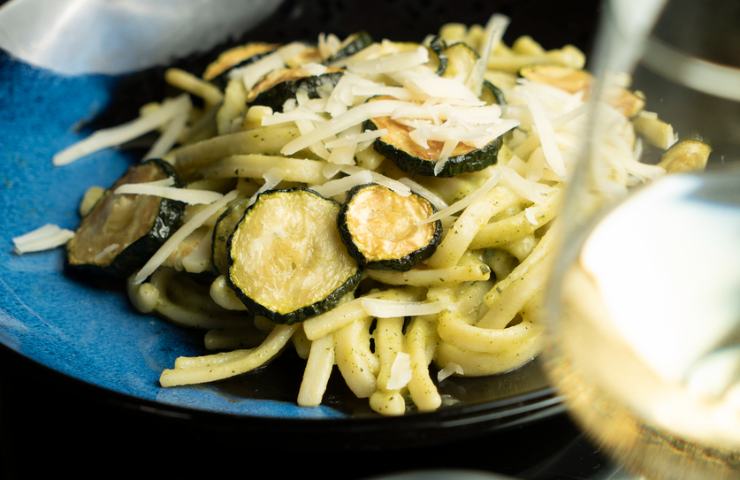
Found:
[0,342,562,448]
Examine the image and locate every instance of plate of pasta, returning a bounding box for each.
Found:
[0,12,680,441]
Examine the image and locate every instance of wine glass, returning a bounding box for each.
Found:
[541,0,740,478]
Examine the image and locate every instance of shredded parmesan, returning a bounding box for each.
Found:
[524,207,538,225]
[310,171,373,198]
[423,169,501,223]
[391,68,481,104]
[229,42,305,89]
[434,139,458,176]
[499,165,553,204]
[323,129,387,149]
[522,90,567,179]
[114,183,224,205]
[144,96,192,160]
[340,166,411,197]
[93,243,120,263]
[12,224,75,254]
[349,46,428,75]
[397,178,448,210]
[386,352,412,390]
[360,298,444,317]
[247,169,284,207]
[437,362,464,382]
[261,109,327,126]
[133,190,239,284]
[318,33,342,60]
[145,178,176,187]
[470,14,510,95]
[54,95,190,166]
[282,100,414,155]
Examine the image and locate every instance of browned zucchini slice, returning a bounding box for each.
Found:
[519,65,645,117]
[247,67,343,111]
[228,188,361,323]
[66,159,184,277]
[203,42,279,85]
[366,115,505,177]
[338,183,442,270]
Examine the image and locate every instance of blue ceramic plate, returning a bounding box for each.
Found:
[0,53,561,442]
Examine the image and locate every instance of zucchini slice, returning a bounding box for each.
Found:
[212,197,250,275]
[424,36,448,76]
[66,159,184,277]
[441,42,479,88]
[481,80,506,106]
[338,183,442,271]
[325,32,374,64]
[228,188,361,323]
[658,139,711,173]
[248,68,343,111]
[203,42,278,87]
[365,116,505,177]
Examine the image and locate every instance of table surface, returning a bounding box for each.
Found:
[0,346,620,479]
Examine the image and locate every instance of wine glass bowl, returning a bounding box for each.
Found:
[541,0,740,478]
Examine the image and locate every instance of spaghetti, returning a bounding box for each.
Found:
[33,16,688,415]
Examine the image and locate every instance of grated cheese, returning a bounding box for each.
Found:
[246,169,284,207]
[323,129,387,149]
[229,42,305,89]
[390,68,481,104]
[434,139,458,176]
[12,224,75,254]
[349,46,428,75]
[114,183,224,205]
[470,14,510,95]
[318,33,342,60]
[133,190,239,284]
[340,166,411,197]
[144,95,192,160]
[310,171,373,198]
[386,352,412,390]
[54,95,190,166]
[437,362,464,383]
[360,298,444,317]
[93,243,120,263]
[521,90,567,179]
[261,109,327,126]
[281,100,414,155]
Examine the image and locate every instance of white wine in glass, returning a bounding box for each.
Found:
[543,0,740,478]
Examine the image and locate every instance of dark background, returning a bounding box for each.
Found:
[1,1,612,478]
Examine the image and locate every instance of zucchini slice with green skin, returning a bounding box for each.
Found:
[248,69,343,112]
[338,183,442,271]
[481,80,506,106]
[424,36,448,76]
[365,117,505,177]
[441,42,479,87]
[66,159,185,278]
[325,32,374,64]
[227,188,361,324]
[212,197,250,275]
[204,42,278,88]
